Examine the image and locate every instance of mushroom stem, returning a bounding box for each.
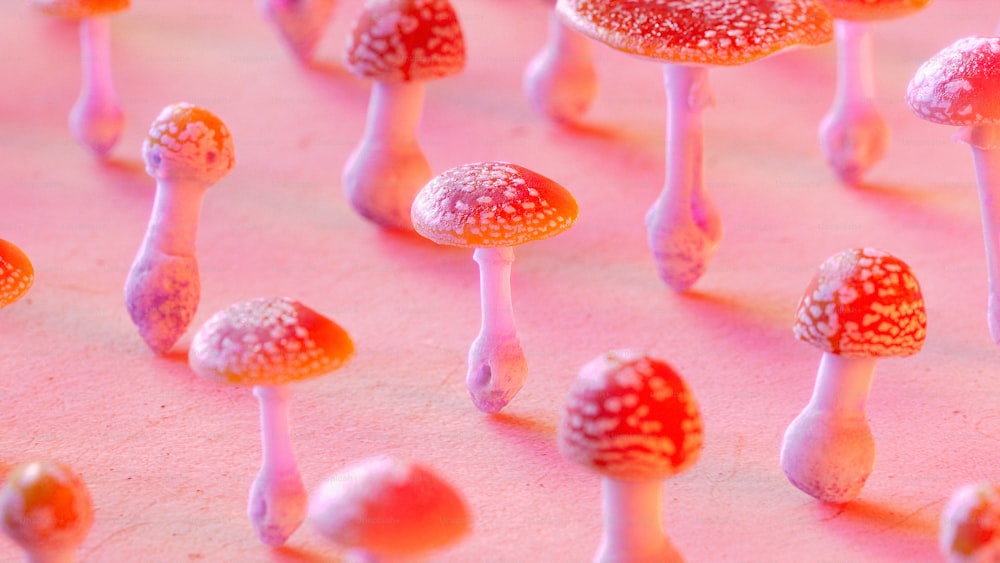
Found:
[23,549,76,563]
[646,63,719,292]
[467,246,527,414]
[343,81,431,231]
[70,15,124,157]
[818,20,888,184]
[596,478,679,563]
[141,179,209,257]
[249,384,307,547]
[960,126,1000,343]
[780,352,878,503]
[522,8,598,123]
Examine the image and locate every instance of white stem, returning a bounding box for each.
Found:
[467,247,527,413]
[363,81,425,148]
[258,0,335,62]
[25,549,77,563]
[141,180,209,258]
[833,20,875,103]
[70,15,123,157]
[965,138,1000,343]
[596,478,680,563]
[249,385,307,546]
[646,64,716,292]
[522,9,598,123]
[806,353,877,414]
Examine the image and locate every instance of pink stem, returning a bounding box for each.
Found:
[596,478,679,562]
[257,0,335,62]
[70,15,124,157]
[962,132,1000,343]
[522,9,598,123]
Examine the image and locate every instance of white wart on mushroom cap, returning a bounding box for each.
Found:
[142,103,236,185]
[0,240,33,309]
[556,0,833,66]
[793,248,927,358]
[32,0,129,18]
[411,161,579,248]
[189,297,354,387]
[906,37,1000,128]
[820,0,931,21]
[345,0,466,82]
[0,461,93,552]
[558,350,703,481]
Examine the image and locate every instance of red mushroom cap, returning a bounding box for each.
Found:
[558,350,703,481]
[556,0,833,66]
[142,103,235,185]
[906,36,1000,128]
[32,0,129,18]
[0,461,93,553]
[818,0,931,22]
[793,248,927,358]
[0,239,33,309]
[345,0,466,82]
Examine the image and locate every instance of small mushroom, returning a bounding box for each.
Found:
[781,248,926,503]
[342,0,466,231]
[558,350,703,562]
[906,36,1000,343]
[411,162,579,413]
[817,0,932,184]
[308,455,470,561]
[124,103,235,354]
[257,0,336,62]
[522,0,598,123]
[940,482,1000,563]
[31,0,129,157]
[189,297,354,547]
[557,0,833,291]
[0,460,94,563]
[0,240,34,309]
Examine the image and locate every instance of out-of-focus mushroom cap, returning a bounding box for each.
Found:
[32,0,129,18]
[0,461,93,552]
[906,36,1000,128]
[142,103,235,186]
[558,350,703,481]
[794,248,926,358]
[345,0,466,82]
[411,162,579,248]
[940,482,1000,562]
[308,456,470,557]
[556,0,833,66]
[189,297,354,387]
[819,0,931,21]
[0,239,34,309]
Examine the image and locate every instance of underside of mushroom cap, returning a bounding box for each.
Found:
[345,0,466,82]
[819,0,931,21]
[142,103,236,185]
[411,161,579,248]
[556,0,833,66]
[32,0,129,18]
[906,36,1000,127]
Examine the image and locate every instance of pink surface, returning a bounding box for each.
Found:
[1,0,999,561]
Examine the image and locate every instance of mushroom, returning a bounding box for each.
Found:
[124,103,235,355]
[558,350,703,562]
[817,0,932,184]
[940,482,1000,563]
[411,162,579,413]
[31,0,129,157]
[258,0,336,62]
[781,247,926,503]
[556,0,832,291]
[0,239,34,309]
[0,460,93,563]
[308,455,470,561]
[189,296,354,547]
[522,0,599,123]
[342,0,466,231]
[906,36,1000,343]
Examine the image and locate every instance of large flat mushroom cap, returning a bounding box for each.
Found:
[819,0,931,21]
[0,461,93,552]
[345,0,466,82]
[189,297,354,387]
[558,350,703,482]
[556,0,833,66]
[32,0,129,18]
[906,36,1000,127]
[411,161,579,248]
[0,239,33,309]
[142,103,236,186]
[793,248,927,358]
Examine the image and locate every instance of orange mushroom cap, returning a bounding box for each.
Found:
[793,248,927,358]
[411,161,579,248]
[556,0,833,66]
[558,350,703,481]
[819,0,931,21]
[345,0,466,82]
[0,461,93,553]
[32,0,129,18]
[907,36,1000,128]
[0,239,33,309]
[189,297,354,387]
[142,103,235,185]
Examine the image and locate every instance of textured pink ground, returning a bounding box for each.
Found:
[0,0,997,561]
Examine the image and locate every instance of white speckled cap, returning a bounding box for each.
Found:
[0,239,33,309]
[411,161,579,248]
[793,248,926,358]
[32,0,129,18]
[907,36,1000,128]
[189,297,354,386]
[142,103,235,185]
[556,0,833,66]
[558,350,703,481]
[308,455,470,557]
[345,0,466,82]
[0,460,93,553]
